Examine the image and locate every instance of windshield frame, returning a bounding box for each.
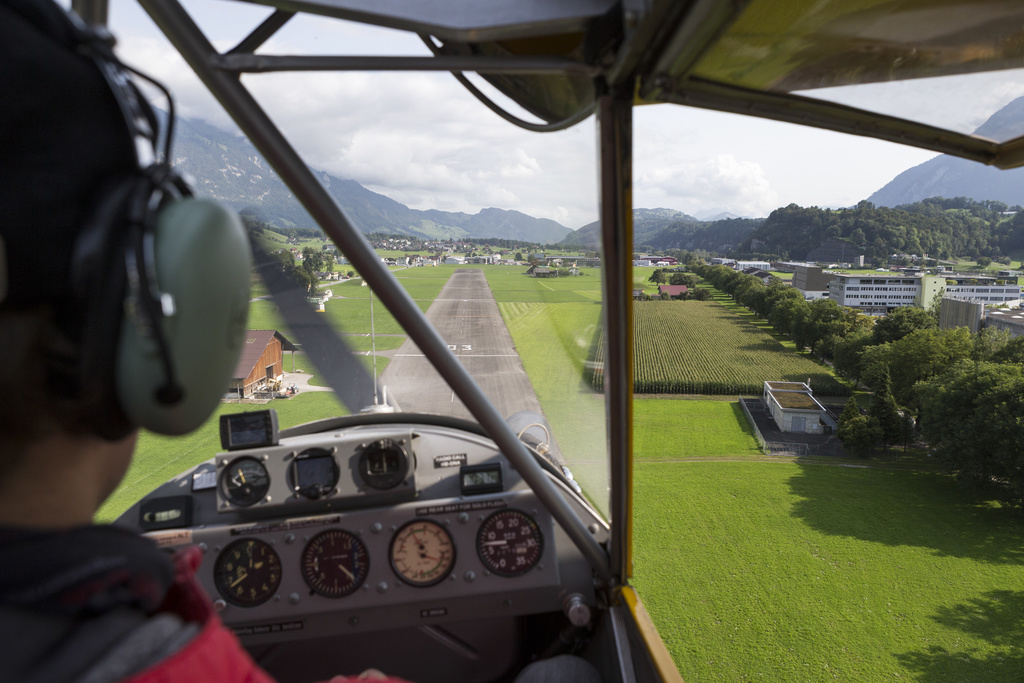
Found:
[131,0,616,584]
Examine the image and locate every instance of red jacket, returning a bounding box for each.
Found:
[125,546,410,683]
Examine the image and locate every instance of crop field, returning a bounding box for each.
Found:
[632,456,1024,682]
[593,300,850,396]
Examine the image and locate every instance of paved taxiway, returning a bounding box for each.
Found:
[380,269,544,422]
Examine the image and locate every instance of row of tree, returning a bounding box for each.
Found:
[693,263,1024,506]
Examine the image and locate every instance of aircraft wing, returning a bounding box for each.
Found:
[228,0,1024,166]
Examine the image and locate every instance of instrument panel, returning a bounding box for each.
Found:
[127,418,605,645]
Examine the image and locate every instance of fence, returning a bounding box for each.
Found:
[738,395,768,454]
[738,396,847,458]
[766,442,811,456]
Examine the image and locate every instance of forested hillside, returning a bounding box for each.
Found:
[560,209,761,254]
[743,198,1024,263]
[645,217,762,252]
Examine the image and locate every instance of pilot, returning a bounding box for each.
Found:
[0,3,601,682]
[0,2,415,681]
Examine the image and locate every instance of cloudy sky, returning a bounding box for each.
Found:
[104,1,1024,230]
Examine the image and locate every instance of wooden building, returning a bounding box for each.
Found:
[229,330,296,398]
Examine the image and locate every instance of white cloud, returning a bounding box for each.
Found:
[637,155,778,217]
[111,1,1006,232]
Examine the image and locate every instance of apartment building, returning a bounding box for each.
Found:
[828,273,1022,315]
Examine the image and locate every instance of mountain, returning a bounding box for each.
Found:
[172,117,572,244]
[645,216,763,252]
[561,208,700,249]
[559,207,760,253]
[868,96,1024,208]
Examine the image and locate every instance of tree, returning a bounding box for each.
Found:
[992,336,1024,364]
[917,362,1024,505]
[837,397,882,458]
[832,328,873,383]
[669,273,698,287]
[862,327,973,406]
[973,327,1012,361]
[649,269,667,284]
[976,256,992,268]
[689,288,713,301]
[868,366,902,452]
[514,252,523,261]
[871,306,936,345]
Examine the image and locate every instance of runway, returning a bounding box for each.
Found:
[380,269,544,422]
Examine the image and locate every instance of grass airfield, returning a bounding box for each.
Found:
[101,264,1024,681]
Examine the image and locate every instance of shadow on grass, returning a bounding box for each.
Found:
[788,462,1024,564]
[895,590,1024,682]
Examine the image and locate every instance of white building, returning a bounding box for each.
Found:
[985,309,1024,338]
[827,274,923,316]
[762,381,837,434]
[828,273,1022,315]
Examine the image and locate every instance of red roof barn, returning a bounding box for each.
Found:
[658,284,688,297]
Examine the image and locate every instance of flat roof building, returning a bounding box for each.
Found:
[762,381,837,435]
[828,273,1022,315]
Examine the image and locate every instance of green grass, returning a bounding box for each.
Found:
[632,459,1024,681]
[96,392,346,522]
[306,356,391,386]
[483,266,602,303]
[634,399,761,458]
[498,298,608,513]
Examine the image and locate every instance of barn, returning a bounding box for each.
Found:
[229,330,297,398]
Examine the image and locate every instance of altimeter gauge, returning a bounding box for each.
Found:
[301,529,370,598]
[390,520,456,587]
[476,509,543,577]
[213,538,282,607]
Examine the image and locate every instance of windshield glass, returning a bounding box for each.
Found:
[102,1,611,519]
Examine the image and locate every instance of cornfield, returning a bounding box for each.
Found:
[591,301,850,396]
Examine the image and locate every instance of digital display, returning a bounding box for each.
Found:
[291,448,339,500]
[296,456,336,488]
[464,470,500,487]
[460,464,503,495]
[220,410,278,450]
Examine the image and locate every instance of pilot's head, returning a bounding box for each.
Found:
[0,2,251,475]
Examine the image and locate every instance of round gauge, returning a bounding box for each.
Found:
[290,448,339,500]
[358,439,410,490]
[221,457,270,507]
[213,538,282,607]
[477,509,544,577]
[301,529,370,598]
[390,520,456,587]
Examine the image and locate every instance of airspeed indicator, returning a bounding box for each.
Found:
[476,509,543,577]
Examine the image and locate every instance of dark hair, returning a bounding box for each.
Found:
[0,307,93,478]
[0,1,138,469]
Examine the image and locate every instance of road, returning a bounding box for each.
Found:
[380,269,545,421]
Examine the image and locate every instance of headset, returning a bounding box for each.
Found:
[52,8,253,440]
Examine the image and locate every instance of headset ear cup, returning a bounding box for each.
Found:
[116,198,251,435]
